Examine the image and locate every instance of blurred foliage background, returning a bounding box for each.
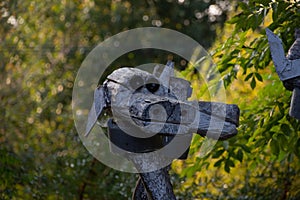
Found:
[1,0,300,199]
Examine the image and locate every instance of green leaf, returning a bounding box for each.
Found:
[278,150,287,162]
[251,0,270,6]
[280,123,292,135]
[249,161,257,170]
[240,144,251,153]
[294,139,300,158]
[259,118,265,128]
[236,149,244,162]
[271,2,278,21]
[255,73,263,82]
[224,162,230,173]
[250,77,256,89]
[238,2,250,11]
[227,159,235,167]
[214,158,224,167]
[277,1,289,14]
[212,149,225,158]
[249,14,258,31]
[227,14,242,24]
[244,72,253,81]
[277,134,288,151]
[270,139,279,156]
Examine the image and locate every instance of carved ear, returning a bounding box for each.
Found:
[85,86,106,136]
[153,61,175,88]
[266,28,288,73]
[153,61,192,99]
[169,77,192,100]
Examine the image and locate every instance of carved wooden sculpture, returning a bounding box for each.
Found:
[266,28,300,120]
[85,61,240,199]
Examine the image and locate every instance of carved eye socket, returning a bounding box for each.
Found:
[129,75,144,90]
[145,77,160,93]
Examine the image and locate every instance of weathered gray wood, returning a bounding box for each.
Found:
[266,28,300,120]
[157,61,174,89]
[198,101,239,126]
[110,92,238,138]
[133,178,148,200]
[129,153,175,200]
[128,93,196,125]
[266,28,300,81]
[138,166,175,200]
[132,166,175,200]
[286,28,300,119]
[85,86,107,136]
[290,87,300,119]
[287,29,300,60]
[169,77,192,100]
